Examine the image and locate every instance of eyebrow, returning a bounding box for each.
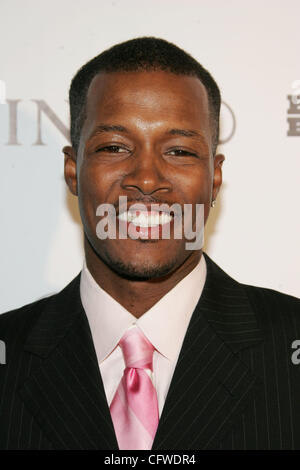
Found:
[167,128,209,149]
[88,124,128,139]
[167,128,206,140]
[88,124,208,144]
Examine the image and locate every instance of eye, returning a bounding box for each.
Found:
[167,149,198,157]
[95,145,128,153]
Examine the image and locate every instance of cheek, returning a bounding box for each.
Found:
[77,163,107,229]
[78,161,116,206]
[174,166,212,230]
[174,165,213,204]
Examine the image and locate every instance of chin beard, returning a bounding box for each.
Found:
[85,234,183,281]
[99,247,180,281]
[104,254,179,280]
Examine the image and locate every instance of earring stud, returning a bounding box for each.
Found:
[211,199,216,208]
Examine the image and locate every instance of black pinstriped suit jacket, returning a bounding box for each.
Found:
[1,252,300,450]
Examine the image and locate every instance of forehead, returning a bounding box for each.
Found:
[84,70,210,136]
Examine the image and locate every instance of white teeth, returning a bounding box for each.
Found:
[118,211,172,227]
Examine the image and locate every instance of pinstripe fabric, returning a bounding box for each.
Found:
[1,252,300,449]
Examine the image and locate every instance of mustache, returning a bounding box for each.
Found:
[113,196,184,216]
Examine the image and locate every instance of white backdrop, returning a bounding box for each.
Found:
[1,0,299,313]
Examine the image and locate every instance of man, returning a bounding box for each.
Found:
[1,37,300,450]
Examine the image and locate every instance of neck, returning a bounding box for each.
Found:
[84,237,202,318]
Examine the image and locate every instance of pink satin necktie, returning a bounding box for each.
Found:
[110,326,159,450]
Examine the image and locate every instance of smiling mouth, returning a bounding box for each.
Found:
[117,210,173,228]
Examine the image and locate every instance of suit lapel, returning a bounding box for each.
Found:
[19,274,119,450]
[152,252,264,450]
[19,252,265,450]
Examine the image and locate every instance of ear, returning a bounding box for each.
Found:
[63,145,78,196]
[212,153,225,201]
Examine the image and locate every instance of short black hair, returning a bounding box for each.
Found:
[69,37,221,156]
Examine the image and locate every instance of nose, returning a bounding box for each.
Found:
[121,147,172,196]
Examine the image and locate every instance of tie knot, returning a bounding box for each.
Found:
[119,326,155,371]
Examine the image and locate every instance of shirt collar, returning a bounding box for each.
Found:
[80,255,207,364]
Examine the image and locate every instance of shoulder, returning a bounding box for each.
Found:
[242,282,300,313]
[0,272,82,332]
[242,283,300,329]
[0,272,82,348]
[204,251,300,311]
[203,252,300,332]
[0,294,56,345]
[0,274,82,373]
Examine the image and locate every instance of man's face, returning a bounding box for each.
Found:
[64,70,224,279]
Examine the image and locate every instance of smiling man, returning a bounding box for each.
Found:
[65,62,223,316]
[1,37,300,451]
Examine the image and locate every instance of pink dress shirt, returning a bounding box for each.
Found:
[80,255,207,418]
